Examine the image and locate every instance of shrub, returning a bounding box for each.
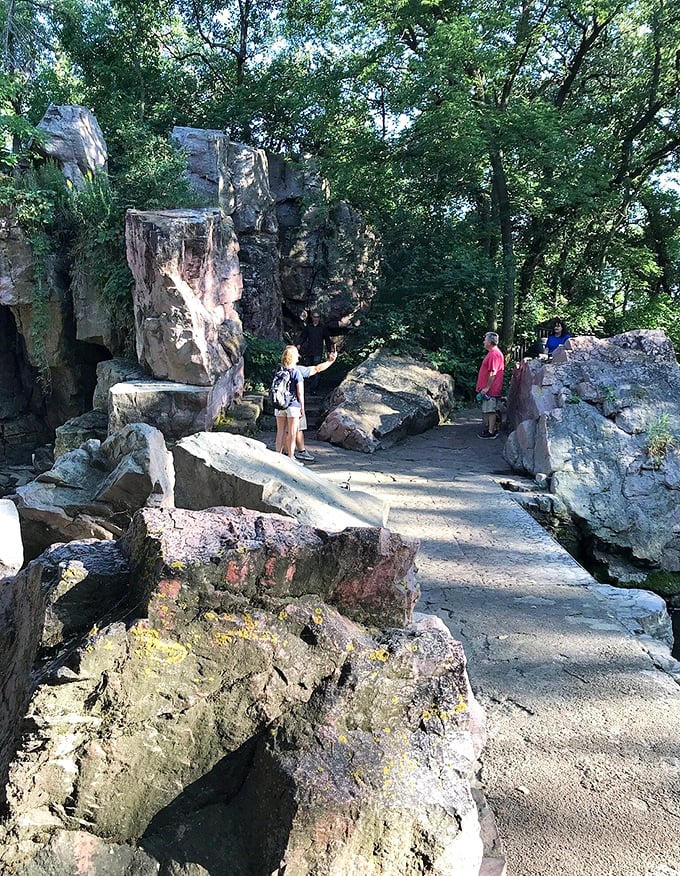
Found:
[646,413,676,467]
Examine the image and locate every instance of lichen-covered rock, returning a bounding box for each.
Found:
[37,539,131,648]
[237,623,482,876]
[125,208,244,389]
[172,431,389,531]
[36,105,108,189]
[0,557,46,807]
[125,506,417,628]
[318,350,455,453]
[14,422,174,558]
[0,509,481,876]
[16,831,159,876]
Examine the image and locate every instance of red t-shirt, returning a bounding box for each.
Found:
[476,347,505,397]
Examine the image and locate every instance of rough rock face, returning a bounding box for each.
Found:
[172,127,379,342]
[71,262,115,348]
[505,331,680,573]
[0,211,94,432]
[0,539,131,808]
[127,506,418,627]
[0,210,35,307]
[92,358,147,412]
[14,422,175,559]
[172,126,282,340]
[53,409,108,457]
[318,350,455,453]
[0,552,48,807]
[108,380,223,441]
[0,507,483,876]
[0,498,23,576]
[125,208,245,389]
[173,431,389,530]
[271,158,380,332]
[171,126,231,212]
[36,105,108,189]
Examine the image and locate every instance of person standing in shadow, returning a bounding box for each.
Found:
[300,310,334,391]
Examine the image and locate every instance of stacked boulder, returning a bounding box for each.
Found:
[121,206,246,439]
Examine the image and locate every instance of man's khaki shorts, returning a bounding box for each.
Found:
[481,397,500,413]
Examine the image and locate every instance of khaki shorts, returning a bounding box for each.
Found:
[481,397,500,413]
[275,407,301,419]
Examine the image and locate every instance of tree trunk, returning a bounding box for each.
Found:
[490,148,515,350]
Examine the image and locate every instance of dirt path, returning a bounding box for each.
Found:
[301,410,680,876]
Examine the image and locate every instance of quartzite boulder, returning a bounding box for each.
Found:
[0,539,131,809]
[93,359,148,412]
[127,506,417,627]
[14,422,174,559]
[36,105,108,189]
[53,409,108,457]
[318,350,455,453]
[505,330,680,574]
[1,507,482,876]
[0,499,23,577]
[108,380,221,441]
[172,431,389,531]
[125,208,245,390]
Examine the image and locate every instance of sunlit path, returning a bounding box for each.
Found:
[305,410,680,876]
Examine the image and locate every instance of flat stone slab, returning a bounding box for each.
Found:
[172,431,389,531]
[109,380,232,440]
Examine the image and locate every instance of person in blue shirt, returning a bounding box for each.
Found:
[544,319,571,356]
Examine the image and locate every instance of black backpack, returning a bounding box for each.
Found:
[269,367,294,410]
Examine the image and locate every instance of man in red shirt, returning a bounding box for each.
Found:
[476,332,505,439]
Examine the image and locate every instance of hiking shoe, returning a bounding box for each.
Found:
[295,450,316,462]
[478,430,498,439]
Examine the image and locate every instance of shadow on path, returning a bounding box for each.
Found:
[300,408,680,876]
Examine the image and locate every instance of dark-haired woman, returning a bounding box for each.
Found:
[545,319,571,356]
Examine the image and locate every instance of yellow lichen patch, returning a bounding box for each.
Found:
[421,699,466,724]
[204,611,217,621]
[405,642,418,653]
[278,610,288,621]
[312,607,324,625]
[169,561,186,570]
[337,734,348,744]
[345,642,355,652]
[132,627,188,664]
[211,614,280,648]
[453,694,468,714]
[367,648,390,662]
